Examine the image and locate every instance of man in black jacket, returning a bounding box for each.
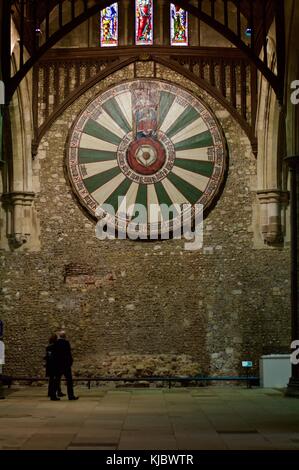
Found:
[56,331,78,400]
[45,334,60,401]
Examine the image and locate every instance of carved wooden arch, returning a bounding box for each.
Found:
[34,54,255,152]
[6,0,284,102]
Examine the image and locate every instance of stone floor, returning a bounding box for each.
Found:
[0,385,299,450]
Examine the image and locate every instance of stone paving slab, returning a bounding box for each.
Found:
[21,433,75,450]
[118,434,178,451]
[1,386,299,450]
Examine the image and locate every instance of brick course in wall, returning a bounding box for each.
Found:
[0,63,291,379]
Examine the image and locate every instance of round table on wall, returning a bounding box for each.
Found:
[67,79,227,238]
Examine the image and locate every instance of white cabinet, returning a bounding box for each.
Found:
[260,354,291,388]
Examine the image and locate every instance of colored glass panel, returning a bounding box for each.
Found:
[170,4,188,46]
[136,0,153,45]
[100,3,118,47]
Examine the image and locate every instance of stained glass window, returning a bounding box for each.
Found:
[170,4,188,46]
[135,0,153,45]
[100,3,118,47]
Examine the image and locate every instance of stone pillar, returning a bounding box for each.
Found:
[285,156,299,396]
[257,190,289,245]
[3,192,35,248]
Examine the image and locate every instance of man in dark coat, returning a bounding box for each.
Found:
[56,331,78,400]
[45,334,60,401]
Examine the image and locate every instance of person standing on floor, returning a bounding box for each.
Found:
[56,331,79,400]
[45,334,60,401]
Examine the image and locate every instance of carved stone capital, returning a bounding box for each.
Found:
[256,190,289,245]
[257,189,289,205]
[2,191,36,206]
[1,192,36,249]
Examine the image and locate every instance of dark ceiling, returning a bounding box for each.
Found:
[11,0,275,54]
